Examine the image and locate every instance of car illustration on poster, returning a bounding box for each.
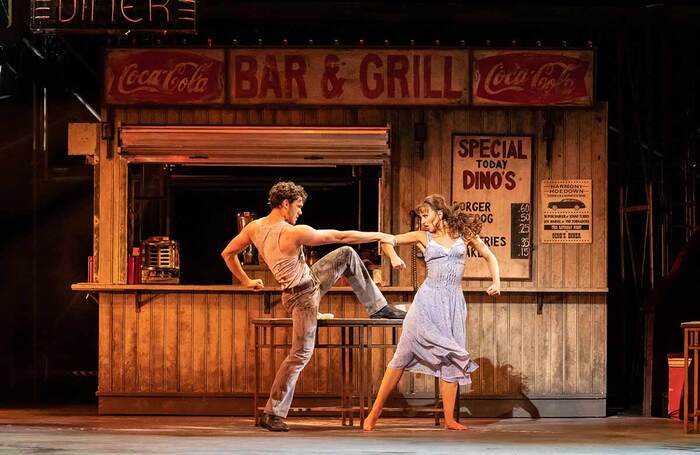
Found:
[547,198,586,210]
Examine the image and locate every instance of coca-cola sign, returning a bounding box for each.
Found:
[472,50,594,106]
[105,49,225,105]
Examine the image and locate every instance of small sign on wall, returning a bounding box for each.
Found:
[541,179,592,243]
[451,134,533,279]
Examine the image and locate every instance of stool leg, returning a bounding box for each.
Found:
[685,328,689,433]
[254,326,260,426]
[341,327,347,426]
[693,330,700,433]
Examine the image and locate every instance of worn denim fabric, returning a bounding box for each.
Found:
[264,246,386,417]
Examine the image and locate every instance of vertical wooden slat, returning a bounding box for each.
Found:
[549,112,566,289]
[123,293,138,391]
[563,294,578,394]
[564,112,581,289]
[111,294,125,392]
[591,106,608,289]
[508,294,524,394]
[220,293,234,392]
[98,295,112,393]
[522,298,538,394]
[178,293,193,392]
[233,293,247,392]
[535,300,550,394]
[248,293,262,393]
[164,294,179,392]
[578,110,593,289]
[206,293,221,392]
[495,294,509,394]
[480,294,495,394]
[550,301,564,394]
[136,295,152,391]
[592,295,607,394]
[577,295,593,394]
[151,294,165,392]
[192,293,207,392]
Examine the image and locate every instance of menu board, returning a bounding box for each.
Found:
[452,134,533,279]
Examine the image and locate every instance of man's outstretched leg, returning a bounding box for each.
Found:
[311,246,405,319]
[261,297,318,431]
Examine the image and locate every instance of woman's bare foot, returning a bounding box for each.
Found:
[444,420,467,431]
[363,414,378,431]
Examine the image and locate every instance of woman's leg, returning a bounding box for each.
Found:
[363,367,404,431]
[439,379,466,430]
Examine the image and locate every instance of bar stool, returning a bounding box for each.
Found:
[682,321,700,433]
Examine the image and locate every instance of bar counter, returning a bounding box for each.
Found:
[74,283,607,417]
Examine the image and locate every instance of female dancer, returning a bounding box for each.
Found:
[364,194,501,431]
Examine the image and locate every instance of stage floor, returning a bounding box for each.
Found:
[0,407,697,454]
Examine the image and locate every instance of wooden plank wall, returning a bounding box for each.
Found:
[104,105,608,291]
[94,105,608,413]
[98,291,606,402]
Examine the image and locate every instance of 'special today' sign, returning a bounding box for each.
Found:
[451,134,533,280]
[31,0,196,33]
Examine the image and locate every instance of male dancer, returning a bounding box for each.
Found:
[221,181,405,431]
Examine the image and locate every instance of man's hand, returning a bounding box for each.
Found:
[486,281,501,296]
[390,255,406,270]
[243,278,265,290]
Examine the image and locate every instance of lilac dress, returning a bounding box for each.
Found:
[387,231,478,385]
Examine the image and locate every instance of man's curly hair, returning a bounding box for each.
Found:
[268,181,308,208]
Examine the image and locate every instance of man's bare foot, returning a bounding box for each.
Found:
[444,420,467,431]
[363,415,378,431]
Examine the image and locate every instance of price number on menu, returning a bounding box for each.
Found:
[510,203,531,259]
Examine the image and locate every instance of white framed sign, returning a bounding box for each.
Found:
[451,134,533,279]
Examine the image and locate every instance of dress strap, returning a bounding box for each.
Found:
[425,230,432,242]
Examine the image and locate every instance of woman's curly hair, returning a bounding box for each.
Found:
[268,181,308,208]
[417,194,483,240]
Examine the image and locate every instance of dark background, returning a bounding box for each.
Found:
[1,1,698,415]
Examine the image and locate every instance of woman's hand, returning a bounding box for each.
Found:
[379,234,397,246]
[244,278,265,290]
[486,281,501,296]
[390,255,406,270]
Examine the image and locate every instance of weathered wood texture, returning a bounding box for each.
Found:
[100,105,607,292]
[97,291,606,409]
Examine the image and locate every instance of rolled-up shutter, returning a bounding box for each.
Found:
[118,125,390,165]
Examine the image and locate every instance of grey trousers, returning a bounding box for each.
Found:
[263,246,387,418]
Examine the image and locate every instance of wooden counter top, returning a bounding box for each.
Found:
[71,283,607,293]
[70,283,415,292]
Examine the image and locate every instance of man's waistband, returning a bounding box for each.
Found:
[282,280,316,295]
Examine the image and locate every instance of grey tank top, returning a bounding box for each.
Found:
[252,221,312,290]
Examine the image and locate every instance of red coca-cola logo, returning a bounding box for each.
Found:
[106,50,225,104]
[473,52,591,105]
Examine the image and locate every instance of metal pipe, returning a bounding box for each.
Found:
[32,82,39,402]
[71,90,102,122]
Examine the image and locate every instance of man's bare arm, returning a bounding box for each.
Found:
[290,225,394,247]
[221,225,264,289]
